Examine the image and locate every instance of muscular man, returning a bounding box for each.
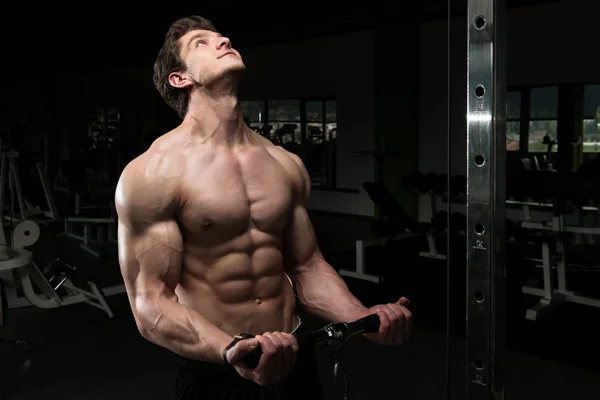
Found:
[115,15,412,400]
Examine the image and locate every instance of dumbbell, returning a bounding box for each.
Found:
[43,259,77,293]
[401,172,424,192]
[431,211,448,231]
[427,173,447,194]
[451,175,466,197]
[451,212,467,234]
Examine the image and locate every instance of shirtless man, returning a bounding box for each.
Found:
[115,15,412,400]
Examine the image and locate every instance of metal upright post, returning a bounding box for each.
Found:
[466,0,507,398]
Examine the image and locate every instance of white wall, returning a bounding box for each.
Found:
[419,0,600,176]
[239,31,377,217]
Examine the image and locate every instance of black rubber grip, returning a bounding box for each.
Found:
[242,332,315,369]
[242,315,379,369]
[293,332,315,346]
[243,346,262,368]
[359,313,381,333]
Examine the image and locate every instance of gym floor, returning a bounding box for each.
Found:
[2,212,600,400]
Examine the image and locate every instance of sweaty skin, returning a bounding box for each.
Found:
[116,125,365,365]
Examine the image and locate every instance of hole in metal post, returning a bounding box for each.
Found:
[475,16,486,30]
[475,85,485,98]
[474,223,485,235]
[474,292,485,303]
[474,155,485,166]
[474,359,484,370]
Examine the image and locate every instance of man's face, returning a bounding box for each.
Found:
[169,29,245,90]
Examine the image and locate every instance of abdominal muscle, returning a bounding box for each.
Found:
[174,239,298,337]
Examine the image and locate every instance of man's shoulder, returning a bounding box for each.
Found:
[258,138,304,169]
[115,148,183,220]
[117,146,185,209]
[122,147,185,183]
[261,144,311,202]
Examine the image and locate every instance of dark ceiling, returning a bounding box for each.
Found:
[3,0,562,75]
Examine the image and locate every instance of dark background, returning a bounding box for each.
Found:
[2,0,600,399]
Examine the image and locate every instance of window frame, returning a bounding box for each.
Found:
[506,84,559,154]
[240,97,338,188]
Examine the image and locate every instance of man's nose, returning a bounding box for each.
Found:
[218,37,231,49]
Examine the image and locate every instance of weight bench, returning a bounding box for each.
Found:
[521,232,600,320]
[338,182,432,284]
[54,173,117,258]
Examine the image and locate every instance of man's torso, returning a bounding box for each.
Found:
[149,130,301,336]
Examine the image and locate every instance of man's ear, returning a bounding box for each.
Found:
[168,71,193,89]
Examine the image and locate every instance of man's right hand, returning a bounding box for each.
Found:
[225,332,300,386]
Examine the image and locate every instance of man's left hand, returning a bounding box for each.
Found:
[359,297,412,345]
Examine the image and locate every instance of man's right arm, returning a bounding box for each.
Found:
[115,153,232,364]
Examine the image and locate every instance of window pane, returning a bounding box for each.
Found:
[583,119,598,134]
[530,86,558,119]
[326,100,337,122]
[506,91,521,119]
[584,84,600,117]
[241,100,264,122]
[268,100,300,121]
[272,122,301,144]
[507,121,520,151]
[528,120,558,152]
[583,119,600,153]
[306,102,323,121]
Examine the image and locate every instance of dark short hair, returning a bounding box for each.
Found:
[153,16,217,118]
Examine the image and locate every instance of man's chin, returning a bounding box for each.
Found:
[223,64,246,81]
[204,67,245,91]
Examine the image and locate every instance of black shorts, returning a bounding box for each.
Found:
[174,326,324,399]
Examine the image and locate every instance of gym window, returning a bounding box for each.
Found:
[528,86,558,153]
[240,98,338,189]
[583,84,600,153]
[506,90,521,151]
[505,85,559,153]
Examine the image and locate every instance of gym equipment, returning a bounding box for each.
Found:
[418,174,600,321]
[339,182,434,283]
[431,211,448,231]
[450,175,466,197]
[0,219,115,318]
[275,123,297,145]
[509,199,600,320]
[242,313,380,400]
[0,148,59,225]
[53,173,117,258]
[519,233,580,321]
[450,212,466,234]
[401,171,425,193]
[540,135,556,171]
[465,0,507,397]
[401,171,450,194]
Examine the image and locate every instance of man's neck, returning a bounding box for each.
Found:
[182,89,248,147]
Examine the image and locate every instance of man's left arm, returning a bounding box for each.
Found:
[282,155,412,344]
[282,196,367,323]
